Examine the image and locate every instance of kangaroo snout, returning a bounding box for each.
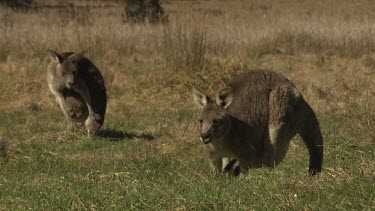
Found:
[66,81,74,88]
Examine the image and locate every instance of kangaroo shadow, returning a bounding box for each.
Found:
[96,128,155,141]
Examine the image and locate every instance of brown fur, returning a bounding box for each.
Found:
[47,50,107,135]
[192,70,323,175]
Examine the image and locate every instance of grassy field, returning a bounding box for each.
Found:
[0,0,374,210]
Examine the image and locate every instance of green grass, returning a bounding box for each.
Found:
[0,55,373,209]
[0,107,373,210]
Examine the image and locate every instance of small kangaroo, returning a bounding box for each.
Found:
[46,50,107,135]
[192,70,323,175]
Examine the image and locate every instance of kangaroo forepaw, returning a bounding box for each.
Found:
[223,159,241,177]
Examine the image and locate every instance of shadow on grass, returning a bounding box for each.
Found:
[96,128,155,141]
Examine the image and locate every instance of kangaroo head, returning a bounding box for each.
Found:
[47,50,85,89]
[192,88,233,144]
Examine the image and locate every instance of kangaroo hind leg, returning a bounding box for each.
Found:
[265,85,298,169]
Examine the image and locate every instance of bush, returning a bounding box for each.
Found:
[0,0,34,10]
[122,0,167,24]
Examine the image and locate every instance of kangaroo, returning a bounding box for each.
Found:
[46,50,107,135]
[192,70,323,175]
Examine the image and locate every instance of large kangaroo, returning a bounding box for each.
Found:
[192,70,323,175]
[46,50,107,135]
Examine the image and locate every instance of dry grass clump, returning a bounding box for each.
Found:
[162,22,207,71]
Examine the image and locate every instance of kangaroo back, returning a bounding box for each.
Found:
[225,70,295,147]
[228,70,293,123]
[226,70,323,174]
[77,57,107,125]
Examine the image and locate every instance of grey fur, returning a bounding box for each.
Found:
[192,70,323,175]
[46,50,107,135]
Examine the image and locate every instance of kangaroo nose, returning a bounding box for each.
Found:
[200,133,211,144]
[67,82,73,88]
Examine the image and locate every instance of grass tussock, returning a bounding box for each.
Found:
[162,21,207,71]
[0,0,374,209]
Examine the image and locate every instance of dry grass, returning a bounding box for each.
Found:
[0,0,373,148]
[1,0,375,58]
[0,0,374,146]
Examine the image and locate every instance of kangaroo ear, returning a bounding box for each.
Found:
[67,51,85,63]
[192,88,210,108]
[216,88,233,109]
[46,50,62,63]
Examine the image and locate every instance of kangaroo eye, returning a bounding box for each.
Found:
[198,119,203,124]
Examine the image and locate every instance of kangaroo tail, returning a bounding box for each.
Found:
[296,99,323,175]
